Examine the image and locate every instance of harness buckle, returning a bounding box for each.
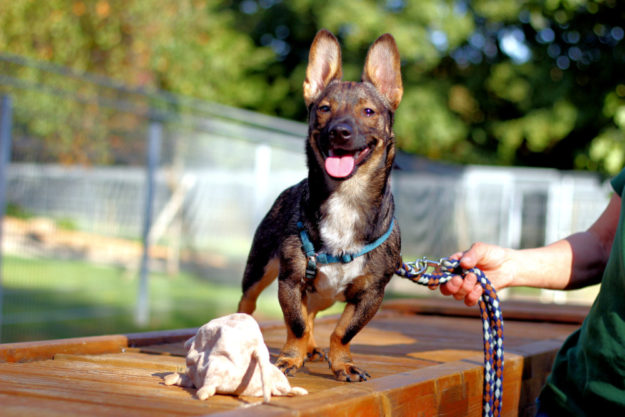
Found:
[305,255,317,280]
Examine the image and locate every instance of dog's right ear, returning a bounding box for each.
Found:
[303,29,342,107]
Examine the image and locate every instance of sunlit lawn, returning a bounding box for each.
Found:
[1,256,297,343]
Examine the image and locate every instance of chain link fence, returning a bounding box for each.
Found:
[0,53,612,342]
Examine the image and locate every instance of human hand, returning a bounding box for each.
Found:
[437,242,516,306]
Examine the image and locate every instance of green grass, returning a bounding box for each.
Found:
[1,256,292,343]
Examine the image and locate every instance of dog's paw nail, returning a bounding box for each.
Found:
[306,348,327,362]
[355,369,370,381]
[334,365,370,382]
[276,360,299,377]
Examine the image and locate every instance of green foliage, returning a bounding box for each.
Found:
[5,203,31,219]
[0,0,275,165]
[0,0,273,105]
[0,0,624,174]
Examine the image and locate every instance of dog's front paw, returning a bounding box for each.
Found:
[331,363,371,382]
[275,355,304,377]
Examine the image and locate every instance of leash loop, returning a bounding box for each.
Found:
[396,257,504,417]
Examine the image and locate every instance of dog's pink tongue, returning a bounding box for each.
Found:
[325,155,355,178]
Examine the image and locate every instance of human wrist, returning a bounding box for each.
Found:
[499,247,522,289]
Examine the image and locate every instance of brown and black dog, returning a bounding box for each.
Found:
[237,29,403,382]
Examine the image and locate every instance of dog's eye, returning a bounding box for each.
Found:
[363,108,375,116]
[318,105,331,113]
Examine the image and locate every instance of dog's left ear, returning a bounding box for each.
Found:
[362,34,403,111]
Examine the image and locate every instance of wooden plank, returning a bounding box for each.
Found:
[0,360,241,416]
[53,351,186,372]
[0,392,202,417]
[125,328,198,348]
[383,297,590,324]
[0,335,129,363]
[0,328,207,363]
[138,342,187,356]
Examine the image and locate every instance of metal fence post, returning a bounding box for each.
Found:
[253,143,271,226]
[135,120,162,326]
[0,95,14,342]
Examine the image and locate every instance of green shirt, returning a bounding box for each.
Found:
[538,168,625,415]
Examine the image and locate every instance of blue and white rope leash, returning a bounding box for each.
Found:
[396,257,504,417]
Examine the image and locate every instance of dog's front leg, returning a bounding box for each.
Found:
[328,281,386,382]
[275,274,311,376]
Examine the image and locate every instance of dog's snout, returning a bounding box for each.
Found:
[329,123,353,142]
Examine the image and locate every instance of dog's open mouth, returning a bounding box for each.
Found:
[324,144,373,178]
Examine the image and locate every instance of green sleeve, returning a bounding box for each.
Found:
[610,168,625,196]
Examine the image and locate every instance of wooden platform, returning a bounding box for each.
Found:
[0,298,588,417]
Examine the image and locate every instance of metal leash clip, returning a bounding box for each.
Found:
[399,257,447,282]
[415,257,444,274]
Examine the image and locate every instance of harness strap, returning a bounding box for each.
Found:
[297,218,395,279]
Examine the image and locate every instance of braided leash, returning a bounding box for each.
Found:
[396,258,504,417]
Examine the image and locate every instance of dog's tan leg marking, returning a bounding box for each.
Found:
[276,301,313,376]
[276,325,309,376]
[328,303,370,382]
[237,258,279,314]
[305,311,326,362]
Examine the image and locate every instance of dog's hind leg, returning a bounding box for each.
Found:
[238,257,279,314]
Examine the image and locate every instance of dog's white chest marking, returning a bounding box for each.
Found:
[308,183,367,312]
[311,258,365,310]
[319,181,366,254]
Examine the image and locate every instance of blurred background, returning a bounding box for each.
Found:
[0,0,622,343]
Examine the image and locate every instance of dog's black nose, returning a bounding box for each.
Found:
[329,123,353,142]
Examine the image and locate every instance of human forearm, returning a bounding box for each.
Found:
[509,231,606,290]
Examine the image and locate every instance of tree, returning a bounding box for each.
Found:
[0,0,274,164]
[1,0,623,174]
[449,0,625,174]
[227,0,625,175]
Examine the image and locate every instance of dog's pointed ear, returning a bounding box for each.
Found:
[362,34,403,111]
[303,29,343,107]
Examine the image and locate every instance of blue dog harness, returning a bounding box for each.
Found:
[297,218,395,280]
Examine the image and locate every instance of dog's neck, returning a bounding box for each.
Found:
[319,177,393,254]
[303,144,395,253]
